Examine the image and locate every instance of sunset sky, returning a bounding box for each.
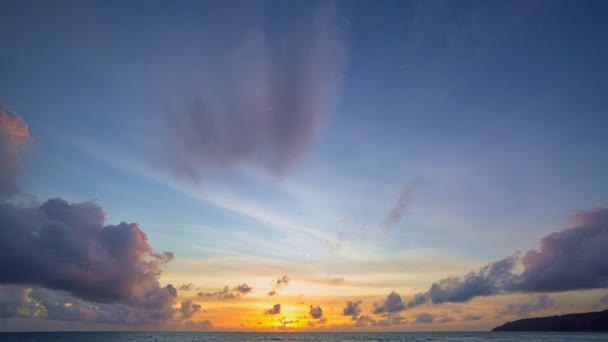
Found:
[1,0,608,332]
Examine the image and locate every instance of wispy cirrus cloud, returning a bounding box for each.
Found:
[166,3,347,180]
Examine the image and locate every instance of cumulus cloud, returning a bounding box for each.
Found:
[309,305,323,319]
[373,291,406,314]
[497,294,553,318]
[0,110,179,326]
[404,208,608,308]
[342,300,362,318]
[0,107,30,197]
[179,283,194,291]
[414,312,435,323]
[265,304,281,315]
[375,314,406,326]
[179,300,202,320]
[512,208,608,292]
[198,283,253,300]
[0,285,178,325]
[233,283,253,294]
[167,3,346,179]
[353,315,377,327]
[268,275,290,296]
[0,198,175,303]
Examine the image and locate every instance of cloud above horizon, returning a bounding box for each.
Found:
[0,109,182,326]
[166,4,346,179]
[197,283,253,300]
[342,300,362,318]
[401,207,608,308]
[268,275,290,296]
[264,304,281,315]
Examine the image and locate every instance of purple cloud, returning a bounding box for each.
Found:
[373,291,406,314]
[167,4,346,179]
[0,110,180,326]
[413,312,435,323]
[342,300,362,318]
[404,207,608,308]
[179,300,202,320]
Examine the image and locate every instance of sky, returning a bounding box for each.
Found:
[0,0,608,332]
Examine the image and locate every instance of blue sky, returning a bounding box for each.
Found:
[1,0,608,331]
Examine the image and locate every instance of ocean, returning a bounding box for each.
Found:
[0,332,606,342]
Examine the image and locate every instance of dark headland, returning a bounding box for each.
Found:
[492,309,608,332]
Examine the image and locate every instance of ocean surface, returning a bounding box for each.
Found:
[0,332,607,342]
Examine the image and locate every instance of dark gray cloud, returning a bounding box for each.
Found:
[309,305,323,319]
[265,304,281,315]
[198,283,253,300]
[427,255,518,304]
[353,315,377,327]
[497,294,553,318]
[233,283,253,294]
[413,312,435,323]
[463,313,484,321]
[179,300,202,320]
[342,300,362,318]
[179,283,194,291]
[0,107,30,198]
[405,293,429,309]
[0,198,175,303]
[404,207,608,308]
[167,4,346,179]
[375,314,406,326]
[0,285,178,325]
[511,208,608,292]
[352,314,408,327]
[0,111,180,326]
[373,291,406,314]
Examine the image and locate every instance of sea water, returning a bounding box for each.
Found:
[0,332,606,342]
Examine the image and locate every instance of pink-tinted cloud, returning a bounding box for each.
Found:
[0,110,181,325]
[0,107,30,197]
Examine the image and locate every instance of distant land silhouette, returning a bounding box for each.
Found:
[493,309,608,332]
